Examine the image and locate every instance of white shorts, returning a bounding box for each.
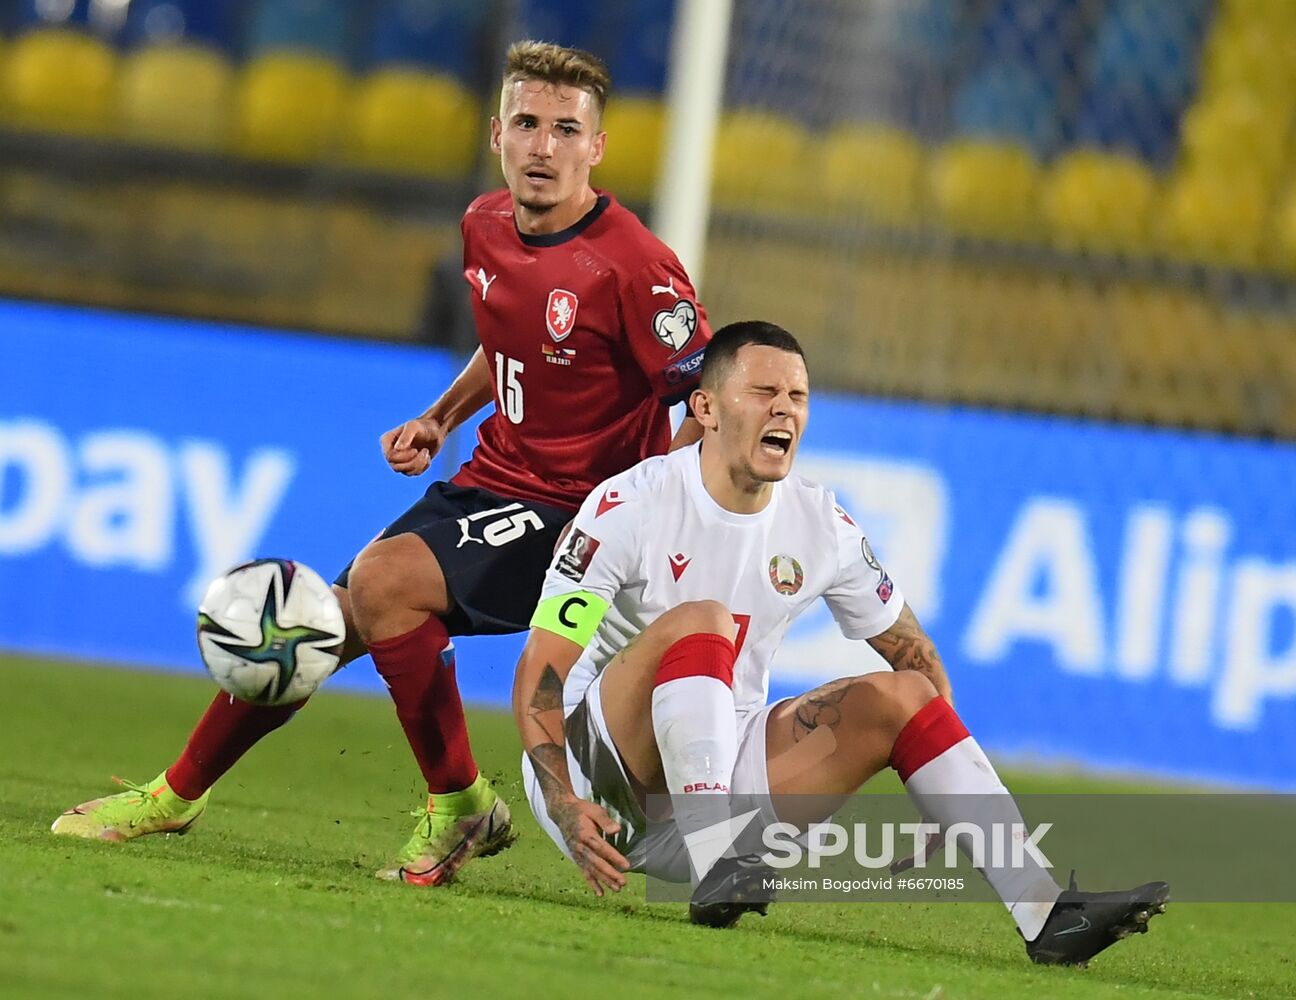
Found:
[521,668,782,883]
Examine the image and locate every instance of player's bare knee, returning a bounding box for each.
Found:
[890,670,940,713]
[658,600,733,645]
[345,547,404,639]
[877,672,941,740]
[845,672,939,739]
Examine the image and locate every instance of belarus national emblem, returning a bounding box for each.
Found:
[768,554,804,596]
[546,288,579,342]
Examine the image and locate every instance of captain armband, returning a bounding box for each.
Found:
[530,591,610,647]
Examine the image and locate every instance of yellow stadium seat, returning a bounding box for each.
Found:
[1267,183,1296,273]
[235,52,349,163]
[118,44,233,151]
[821,123,923,225]
[592,95,664,201]
[348,69,478,178]
[1157,167,1269,268]
[929,139,1040,238]
[2,28,116,135]
[1042,149,1157,253]
[1180,90,1290,186]
[1220,0,1296,31]
[1202,23,1296,103]
[711,111,814,214]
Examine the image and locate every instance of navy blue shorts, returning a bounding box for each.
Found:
[334,481,572,637]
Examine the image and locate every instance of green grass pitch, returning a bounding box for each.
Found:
[1,654,1292,1000]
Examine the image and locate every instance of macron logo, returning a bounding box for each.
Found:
[596,489,625,518]
[669,552,691,581]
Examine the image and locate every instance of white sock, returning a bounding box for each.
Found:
[652,674,738,884]
[899,713,1061,940]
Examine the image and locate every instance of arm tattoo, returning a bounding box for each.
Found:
[529,664,564,713]
[867,605,952,698]
[526,665,566,745]
[527,741,586,859]
[525,665,577,810]
[527,742,571,804]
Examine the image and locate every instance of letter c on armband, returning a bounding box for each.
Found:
[531,590,610,647]
[558,596,585,628]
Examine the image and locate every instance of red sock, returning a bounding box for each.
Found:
[368,614,478,794]
[166,693,307,800]
[889,697,970,781]
[656,633,737,686]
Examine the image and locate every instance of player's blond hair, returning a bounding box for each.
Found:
[502,40,611,120]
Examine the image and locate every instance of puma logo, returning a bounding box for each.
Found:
[476,268,497,301]
[650,276,678,299]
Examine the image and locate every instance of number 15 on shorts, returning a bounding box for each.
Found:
[456,503,545,548]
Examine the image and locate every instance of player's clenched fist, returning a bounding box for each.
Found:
[380,416,447,476]
[549,793,629,896]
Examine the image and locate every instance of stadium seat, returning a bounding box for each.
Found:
[234,52,349,163]
[118,44,234,151]
[592,95,665,202]
[710,111,813,214]
[600,0,672,94]
[518,0,602,52]
[928,139,1040,238]
[347,68,478,178]
[520,0,671,96]
[11,0,93,33]
[1076,0,1211,165]
[725,0,829,126]
[970,0,1088,120]
[1269,184,1296,274]
[1042,149,1157,253]
[1,27,117,134]
[820,123,923,225]
[1108,286,1222,426]
[365,0,488,82]
[1219,0,1296,26]
[1157,167,1269,268]
[1088,0,1209,104]
[846,0,963,136]
[1180,90,1290,187]
[118,0,238,53]
[245,0,352,64]
[954,0,1088,155]
[1202,20,1296,102]
[951,62,1060,158]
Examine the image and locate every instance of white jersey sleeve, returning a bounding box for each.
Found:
[822,497,905,640]
[538,462,653,606]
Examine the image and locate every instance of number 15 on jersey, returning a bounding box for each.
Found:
[495,353,524,424]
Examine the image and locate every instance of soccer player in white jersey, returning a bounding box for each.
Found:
[511,320,1168,966]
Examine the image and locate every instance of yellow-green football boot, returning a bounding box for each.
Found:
[51,772,208,842]
[376,773,515,886]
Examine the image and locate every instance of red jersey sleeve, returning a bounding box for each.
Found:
[618,257,713,405]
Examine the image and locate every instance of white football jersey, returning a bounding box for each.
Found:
[539,444,904,714]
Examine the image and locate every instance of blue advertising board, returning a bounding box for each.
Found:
[3,299,1295,788]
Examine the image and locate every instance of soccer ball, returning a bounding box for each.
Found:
[197,559,346,705]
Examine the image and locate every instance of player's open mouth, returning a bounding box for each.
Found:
[760,430,792,456]
[525,168,556,182]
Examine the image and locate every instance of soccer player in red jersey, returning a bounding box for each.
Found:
[52,41,713,886]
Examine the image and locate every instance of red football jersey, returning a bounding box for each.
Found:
[451,189,712,510]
